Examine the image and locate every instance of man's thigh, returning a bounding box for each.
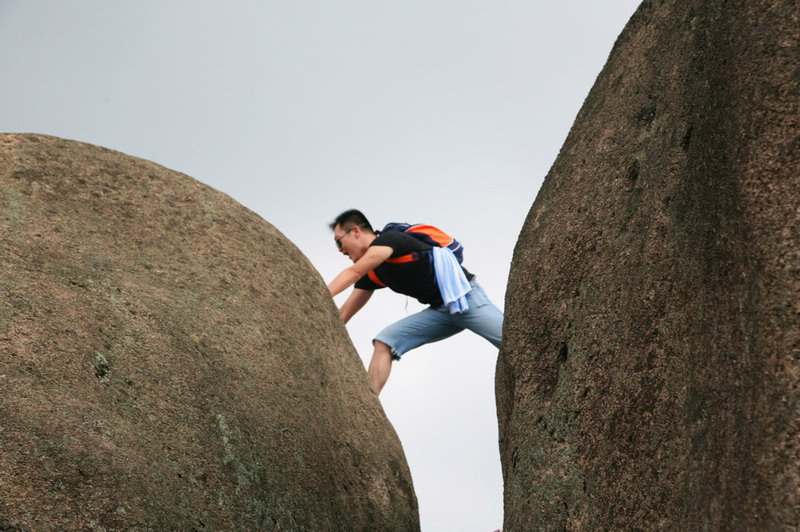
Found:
[374,307,462,359]
[457,282,504,348]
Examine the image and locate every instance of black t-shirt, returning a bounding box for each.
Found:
[354,231,474,307]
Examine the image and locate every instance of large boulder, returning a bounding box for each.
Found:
[497,0,797,530]
[0,134,419,531]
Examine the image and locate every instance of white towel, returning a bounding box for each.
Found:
[432,246,471,314]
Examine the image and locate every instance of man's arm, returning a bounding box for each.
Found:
[339,288,373,324]
[328,245,393,297]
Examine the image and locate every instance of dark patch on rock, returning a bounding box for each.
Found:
[558,343,569,364]
[11,169,43,181]
[497,0,798,530]
[93,352,110,383]
[681,124,693,150]
[0,134,419,530]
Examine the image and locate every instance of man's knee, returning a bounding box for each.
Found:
[368,341,394,395]
[373,340,391,354]
[370,341,394,370]
[373,339,403,361]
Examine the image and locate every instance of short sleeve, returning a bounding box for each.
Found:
[355,273,383,291]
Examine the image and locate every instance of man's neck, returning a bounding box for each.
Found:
[363,232,378,245]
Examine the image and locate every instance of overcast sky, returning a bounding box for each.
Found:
[1,2,640,530]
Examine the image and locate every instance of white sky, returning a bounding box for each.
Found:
[0,2,640,530]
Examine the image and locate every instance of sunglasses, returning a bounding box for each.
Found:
[334,227,355,249]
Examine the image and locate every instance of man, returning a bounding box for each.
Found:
[327,209,503,396]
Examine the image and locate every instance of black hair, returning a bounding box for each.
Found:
[329,209,374,233]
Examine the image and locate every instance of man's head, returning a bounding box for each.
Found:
[330,209,376,262]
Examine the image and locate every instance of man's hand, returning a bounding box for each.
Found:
[328,245,393,297]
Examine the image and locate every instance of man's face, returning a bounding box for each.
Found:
[333,224,363,262]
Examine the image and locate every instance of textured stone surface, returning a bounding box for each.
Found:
[0,134,419,531]
[497,0,798,530]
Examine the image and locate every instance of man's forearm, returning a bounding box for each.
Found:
[339,289,372,323]
[328,267,362,297]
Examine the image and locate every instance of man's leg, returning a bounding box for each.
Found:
[370,307,462,395]
[368,341,394,396]
[458,281,504,347]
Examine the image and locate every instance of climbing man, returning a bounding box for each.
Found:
[327,209,503,395]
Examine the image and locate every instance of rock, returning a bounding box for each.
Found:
[0,134,419,531]
[497,0,798,530]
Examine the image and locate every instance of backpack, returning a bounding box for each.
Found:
[380,223,464,263]
[367,222,464,288]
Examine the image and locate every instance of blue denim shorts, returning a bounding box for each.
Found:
[373,280,504,360]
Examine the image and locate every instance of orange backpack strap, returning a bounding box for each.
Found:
[385,252,420,264]
[368,269,387,287]
[407,224,454,247]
